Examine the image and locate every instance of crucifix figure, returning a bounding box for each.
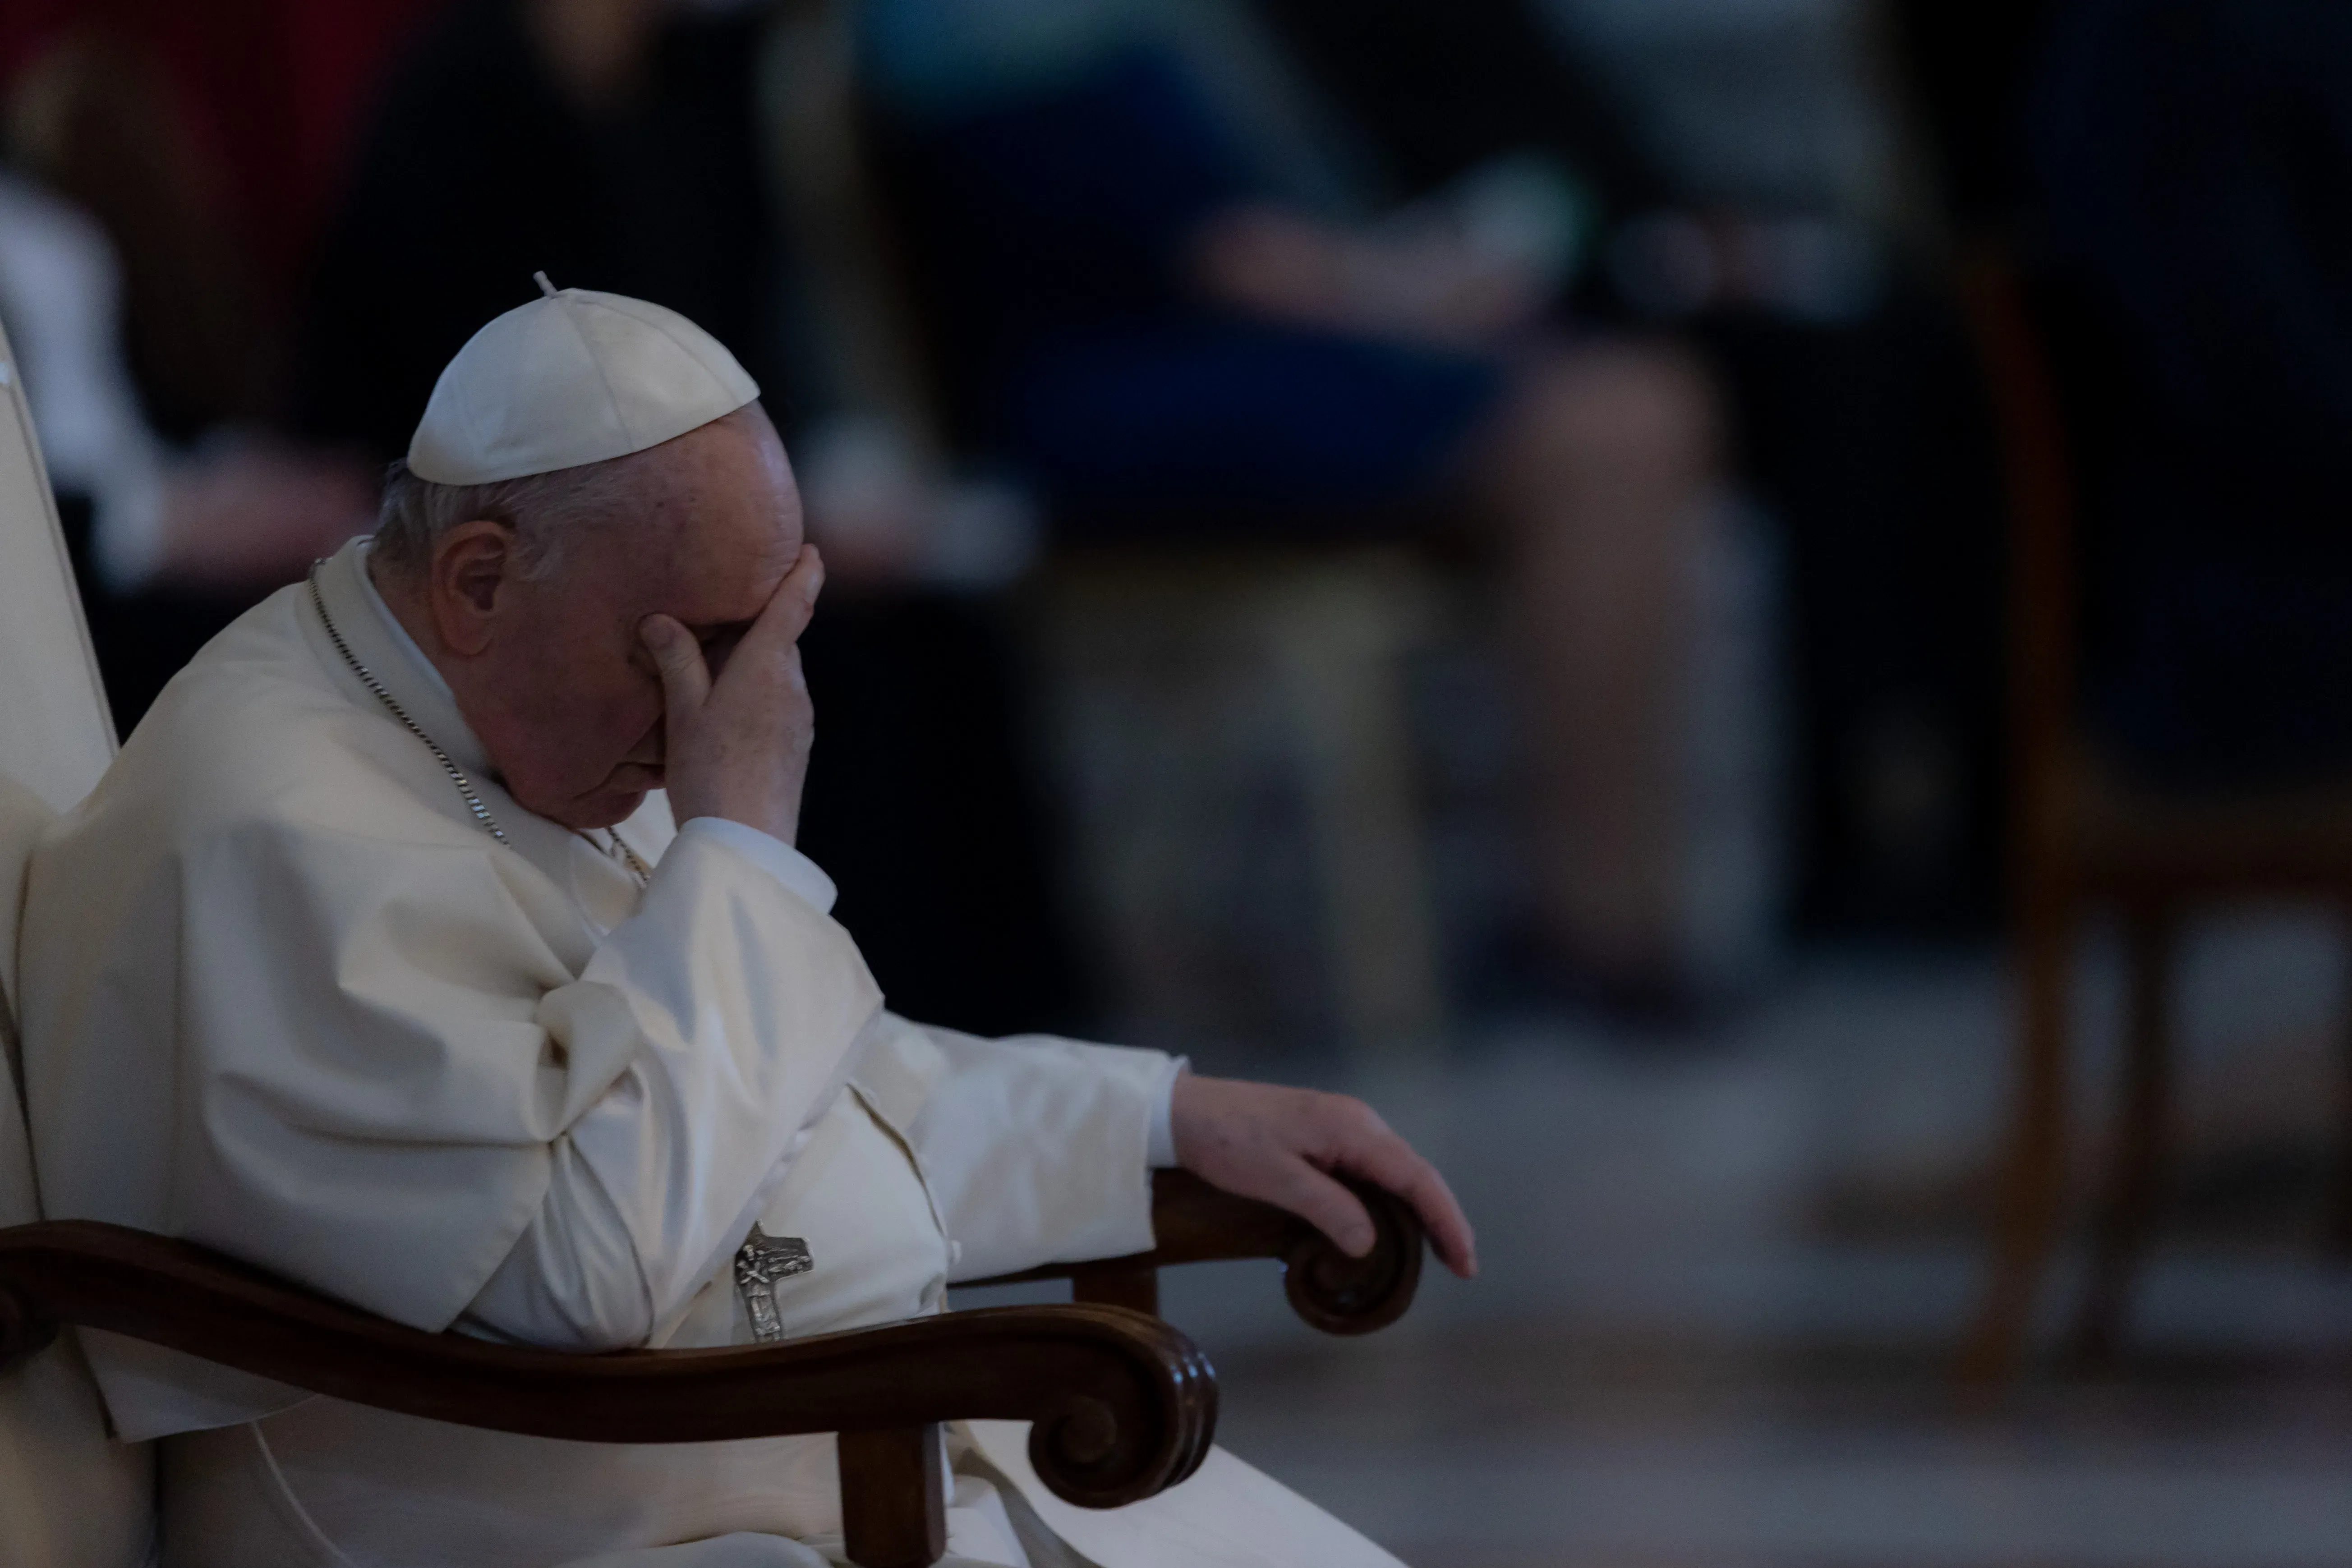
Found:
[733,1224,814,1343]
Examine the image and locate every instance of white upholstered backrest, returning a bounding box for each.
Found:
[0,772,55,1228]
[0,314,154,1568]
[0,325,115,814]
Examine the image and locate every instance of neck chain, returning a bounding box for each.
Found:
[307,565,652,885]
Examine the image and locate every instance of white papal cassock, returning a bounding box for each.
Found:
[17,536,1405,1568]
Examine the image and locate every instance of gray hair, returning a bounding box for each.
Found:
[372,454,658,582]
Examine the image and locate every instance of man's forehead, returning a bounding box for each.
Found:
[672,531,799,621]
[548,409,797,607]
[625,489,799,620]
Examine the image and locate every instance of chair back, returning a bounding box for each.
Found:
[0,337,115,813]
[1955,248,2081,808]
[0,317,155,1567]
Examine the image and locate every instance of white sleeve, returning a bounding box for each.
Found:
[899,1025,1179,1282]
[457,1141,651,1346]
[458,827,879,1350]
[674,815,840,915]
[1147,1056,1185,1168]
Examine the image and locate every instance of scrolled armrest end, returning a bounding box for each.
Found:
[1022,1311,1218,1508]
[1280,1179,1424,1336]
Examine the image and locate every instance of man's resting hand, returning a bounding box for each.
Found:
[1170,1075,1477,1279]
[641,544,825,844]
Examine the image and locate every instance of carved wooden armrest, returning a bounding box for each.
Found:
[0,1220,1214,1568]
[0,1174,1425,1566]
[963,1168,1426,1333]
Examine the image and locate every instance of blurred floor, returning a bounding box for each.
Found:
[963,919,2352,1565]
[1221,1331,2352,1568]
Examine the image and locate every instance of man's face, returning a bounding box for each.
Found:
[462,409,805,831]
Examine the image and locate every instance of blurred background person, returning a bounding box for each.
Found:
[1537,0,2008,940]
[856,0,1745,1006]
[1,33,377,728]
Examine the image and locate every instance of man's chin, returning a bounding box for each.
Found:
[547,775,660,832]
[539,792,646,833]
[518,764,663,832]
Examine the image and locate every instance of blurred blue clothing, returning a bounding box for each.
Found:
[894,51,1257,341]
[1001,318,1501,518]
[862,7,1504,524]
[861,0,1168,119]
[2033,0,2352,782]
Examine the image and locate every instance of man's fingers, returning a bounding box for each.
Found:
[640,613,710,717]
[740,544,827,657]
[1333,1128,1479,1280]
[1170,1076,1478,1281]
[1399,1168,1477,1279]
[1272,1161,1381,1260]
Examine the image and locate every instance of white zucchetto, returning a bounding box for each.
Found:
[406,274,759,486]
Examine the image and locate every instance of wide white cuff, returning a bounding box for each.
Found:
[1146,1055,1187,1168]
[679,816,838,915]
[907,1027,1173,1279]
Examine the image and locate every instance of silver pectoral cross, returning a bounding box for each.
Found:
[733,1223,814,1343]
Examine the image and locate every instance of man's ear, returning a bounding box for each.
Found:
[428,520,519,658]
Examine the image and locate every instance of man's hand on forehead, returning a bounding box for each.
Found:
[640,544,826,844]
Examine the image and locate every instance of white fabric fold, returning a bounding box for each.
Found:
[465,1013,1174,1350]
[542,830,884,1328]
[354,537,450,696]
[905,1025,1169,1282]
[966,1421,1406,1568]
[680,815,840,916]
[18,540,885,1435]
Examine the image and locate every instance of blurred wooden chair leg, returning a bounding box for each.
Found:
[1961,880,2074,1387]
[2331,919,2352,1257]
[2069,904,2175,1367]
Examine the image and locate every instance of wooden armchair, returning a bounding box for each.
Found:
[0,317,1425,1568]
[0,1172,1423,1568]
[1955,247,2352,1383]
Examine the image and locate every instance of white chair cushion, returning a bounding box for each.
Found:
[0,343,116,814]
[2,771,52,1241]
[2,770,51,1228]
[0,316,154,1568]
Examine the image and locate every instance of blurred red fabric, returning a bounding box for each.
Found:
[1,0,442,286]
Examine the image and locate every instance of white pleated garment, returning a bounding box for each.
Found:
[19,537,1404,1568]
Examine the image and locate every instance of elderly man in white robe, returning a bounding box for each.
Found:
[16,281,1476,1568]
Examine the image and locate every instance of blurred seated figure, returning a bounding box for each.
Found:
[860,0,1735,999]
[297,0,1087,1035]
[1255,0,2008,939]
[0,167,373,729]
[2034,0,2352,786]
